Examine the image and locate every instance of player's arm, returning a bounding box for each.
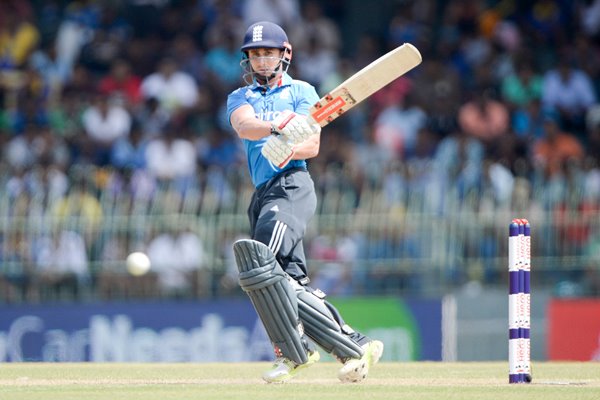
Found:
[291,131,320,160]
[231,103,318,142]
[230,104,272,141]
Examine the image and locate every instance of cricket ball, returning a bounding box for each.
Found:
[126,252,151,276]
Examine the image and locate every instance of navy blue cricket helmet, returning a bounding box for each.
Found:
[240,21,288,51]
[239,21,292,85]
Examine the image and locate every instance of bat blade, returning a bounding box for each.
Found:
[309,43,422,126]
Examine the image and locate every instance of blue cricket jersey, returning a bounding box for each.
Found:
[226,73,320,188]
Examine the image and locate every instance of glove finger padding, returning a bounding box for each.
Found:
[272,111,315,144]
[262,135,295,168]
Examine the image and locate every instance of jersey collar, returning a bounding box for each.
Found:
[251,73,292,92]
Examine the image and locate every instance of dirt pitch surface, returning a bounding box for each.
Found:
[0,362,598,400]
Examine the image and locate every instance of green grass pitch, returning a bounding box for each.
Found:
[1,362,598,400]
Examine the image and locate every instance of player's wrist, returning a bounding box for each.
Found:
[270,124,280,136]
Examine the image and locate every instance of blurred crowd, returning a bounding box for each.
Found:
[1,0,600,301]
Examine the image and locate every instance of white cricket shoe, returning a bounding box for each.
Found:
[338,340,384,383]
[262,350,321,383]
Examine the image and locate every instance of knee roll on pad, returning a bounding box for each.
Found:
[293,284,364,360]
[233,239,308,365]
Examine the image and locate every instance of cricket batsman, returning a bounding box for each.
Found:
[226,21,383,383]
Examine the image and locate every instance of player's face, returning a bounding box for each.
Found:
[247,48,283,77]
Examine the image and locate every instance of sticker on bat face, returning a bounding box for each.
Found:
[311,96,346,123]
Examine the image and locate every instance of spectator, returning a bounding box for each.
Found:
[586,105,600,167]
[110,122,148,170]
[204,31,243,93]
[81,94,132,165]
[61,64,96,100]
[541,57,596,134]
[197,127,243,170]
[352,33,383,70]
[481,159,515,207]
[386,3,430,49]
[51,173,103,240]
[5,121,69,172]
[574,36,600,100]
[2,95,48,135]
[78,5,131,74]
[580,0,600,38]
[144,122,197,191]
[295,34,337,91]
[170,33,205,86]
[98,59,142,106]
[96,231,133,299]
[524,0,567,47]
[124,0,166,39]
[373,91,427,160]
[53,0,100,77]
[4,121,39,170]
[501,59,543,110]
[29,42,70,95]
[434,128,484,199]
[27,160,70,205]
[381,160,408,207]
[412,57,461,137]
[533,116,585,178]
[370,77,413,122]
[132,96,170,140]
[140,57,199,114]
[511,99,549,141]
[146,226,205,297]
[241,0,300,28]
[0,8,39,70]
[47,87,86,142]
[289,1,340,53]
[458,88,510,150]
[34,228,89,301]
[0,229,36,302]
[308,230,355,297]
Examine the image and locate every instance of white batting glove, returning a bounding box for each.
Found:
[271,110,320,144]
[261,135,295,168]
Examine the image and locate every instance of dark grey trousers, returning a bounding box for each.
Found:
[248,167,316,282]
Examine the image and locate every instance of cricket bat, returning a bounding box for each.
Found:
[308,43,422,127]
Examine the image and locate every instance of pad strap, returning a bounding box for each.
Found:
[290,280,364,360]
